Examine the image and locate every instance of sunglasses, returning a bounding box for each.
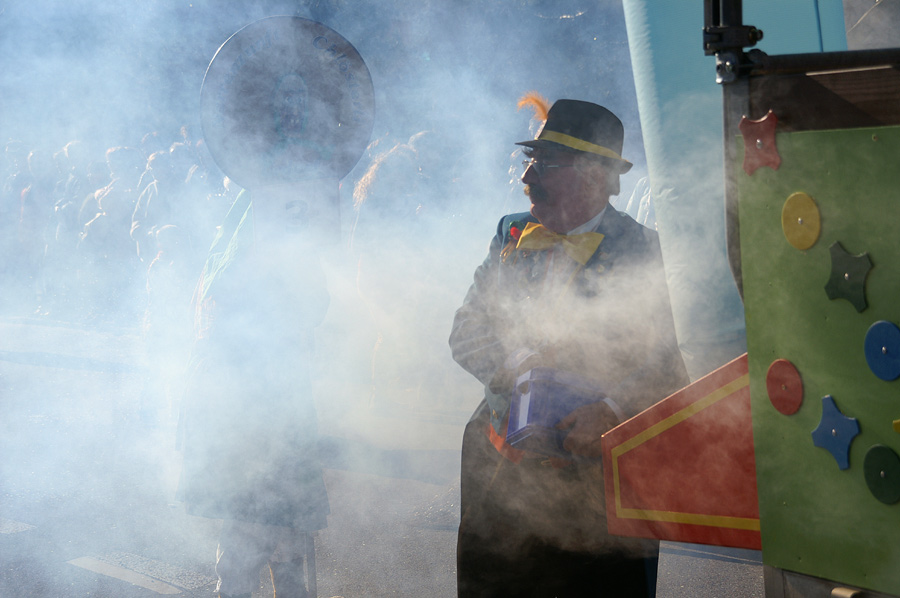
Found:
[521,159,576,177]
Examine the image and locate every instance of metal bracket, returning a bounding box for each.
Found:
[714,50,743,84]
[703,0,763,84]
[703,24,764,56]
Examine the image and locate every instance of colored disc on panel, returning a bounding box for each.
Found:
[864,320,900,381]
[811,395,860,470]
[766,359,803,415]
[864,445,900,504]
[781,192,821,250]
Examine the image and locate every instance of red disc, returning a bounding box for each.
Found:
[766,359,803,415]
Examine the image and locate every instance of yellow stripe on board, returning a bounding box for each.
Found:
[615,508,761,531]
[611,373,753,528]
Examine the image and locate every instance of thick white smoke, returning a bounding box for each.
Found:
[1,2,656,596]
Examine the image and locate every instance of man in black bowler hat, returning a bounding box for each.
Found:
[449,98,688,596]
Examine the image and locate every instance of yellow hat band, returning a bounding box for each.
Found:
[537,130,626,162]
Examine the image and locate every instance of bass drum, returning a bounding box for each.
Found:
[200,16,375,189]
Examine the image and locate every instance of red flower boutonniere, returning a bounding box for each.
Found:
[501,220,525,262]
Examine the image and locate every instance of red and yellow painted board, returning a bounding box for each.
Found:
[601,353,760,549]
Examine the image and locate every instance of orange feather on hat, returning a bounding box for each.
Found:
[517,91,550,122]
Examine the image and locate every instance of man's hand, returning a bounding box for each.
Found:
[556,401,621,458]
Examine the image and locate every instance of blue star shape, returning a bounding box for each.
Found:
[811,395,860,470]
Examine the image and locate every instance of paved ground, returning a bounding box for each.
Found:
[0,316,764,597]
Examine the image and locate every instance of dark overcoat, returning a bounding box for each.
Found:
[449,206,688,593]
[178,191,330,530]
[451,207,688,433]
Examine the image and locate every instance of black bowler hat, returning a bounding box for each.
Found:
[516,99,632,173]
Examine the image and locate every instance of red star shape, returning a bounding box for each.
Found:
[739,110,781,175]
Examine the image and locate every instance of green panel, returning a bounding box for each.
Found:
[739,126,900,595]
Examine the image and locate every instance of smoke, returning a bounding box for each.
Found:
[1,1,656,595]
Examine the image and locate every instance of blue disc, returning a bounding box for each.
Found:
[864,320,900,381]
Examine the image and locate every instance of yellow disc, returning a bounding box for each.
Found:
[782,192,821,250]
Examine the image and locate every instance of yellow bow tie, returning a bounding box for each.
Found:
[515,222,604,265]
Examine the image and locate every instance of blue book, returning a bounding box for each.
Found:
[506,367,607,457]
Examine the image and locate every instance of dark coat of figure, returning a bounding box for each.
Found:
[179,190,329,598]
[449,99,689,597]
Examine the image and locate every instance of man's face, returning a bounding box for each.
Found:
[521,148,609,233]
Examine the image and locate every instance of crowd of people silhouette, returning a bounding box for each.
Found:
[1,129,240,328]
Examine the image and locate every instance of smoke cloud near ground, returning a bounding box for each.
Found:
[0,1,672,595]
